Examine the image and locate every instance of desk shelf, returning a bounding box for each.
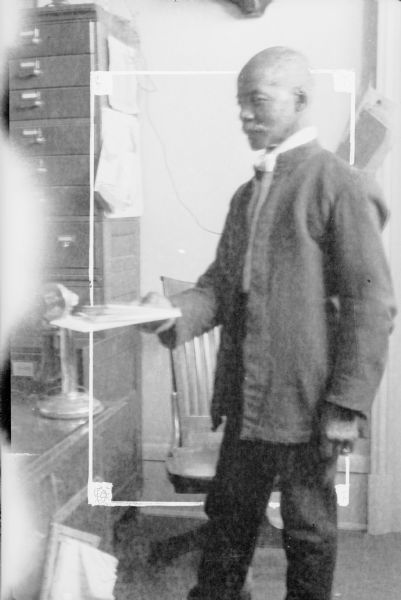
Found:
[10,393,141,599]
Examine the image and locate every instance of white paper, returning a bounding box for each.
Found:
[95,107,143,216]
[51,304,181,333]
[107,34,138,115]
[49,538,118,600]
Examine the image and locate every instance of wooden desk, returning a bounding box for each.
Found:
[8,393,141,599]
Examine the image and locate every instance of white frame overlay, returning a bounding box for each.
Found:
[86,68,356,507]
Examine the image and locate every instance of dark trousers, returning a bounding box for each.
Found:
[192,418,339,600]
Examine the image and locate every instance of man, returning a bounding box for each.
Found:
[142,46,396,600]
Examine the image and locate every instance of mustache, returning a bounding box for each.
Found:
[243,125,268,134]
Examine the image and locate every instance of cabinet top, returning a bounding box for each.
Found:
[20,3,140,47]
[23,3,98,22]
[11,395,130,460]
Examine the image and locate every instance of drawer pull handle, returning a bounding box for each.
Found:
[19,91,43,108]
[19,27,41,45]
[57,235,76,249]
[18,59,41,78]
[22,128,45,144]
[36,159,47,174]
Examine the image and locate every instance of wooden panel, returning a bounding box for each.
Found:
[95,395,139,488]
[110,228,139,257]
[10,86,90,120]
[29,155,90,186]
[337,472,368,530]
[81,331,140,401]
[104,270,140,302]
[101,218,140,301]
[10,118,91,155]
[9,54,91,89]
[11,19,92,58]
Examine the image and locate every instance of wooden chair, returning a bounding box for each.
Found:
[148,276,222,564]
[162,276,224,495]
[148,276,282,566]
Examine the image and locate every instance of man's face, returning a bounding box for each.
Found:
[237,65,301,151]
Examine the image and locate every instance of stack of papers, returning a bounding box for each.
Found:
[51,304,181,333]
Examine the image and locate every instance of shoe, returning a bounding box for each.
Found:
[187,585,251,600]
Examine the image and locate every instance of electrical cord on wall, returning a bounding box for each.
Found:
[137,67,222,236]
[119,4,222,236]
[144,98,222,236]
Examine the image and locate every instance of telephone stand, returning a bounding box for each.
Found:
[38,326,103,419]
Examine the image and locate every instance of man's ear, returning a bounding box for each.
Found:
[294,87,308,111]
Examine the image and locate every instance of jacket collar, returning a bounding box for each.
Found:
[254,126,318,173]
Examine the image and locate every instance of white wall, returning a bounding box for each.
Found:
[126,0,370,457]
[368,0,401,534]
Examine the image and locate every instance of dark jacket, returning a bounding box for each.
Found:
[161,141,396,443]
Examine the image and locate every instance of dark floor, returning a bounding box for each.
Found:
[112,512,401,600]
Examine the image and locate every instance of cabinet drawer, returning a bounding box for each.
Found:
[10,87,90,120]
[37,187,105,217]
[9,55,91,90]
[11,20,92,58]
[37,187,94,217]
[44,220,102,270]
[29,155,90,186]
[10,118,91,155]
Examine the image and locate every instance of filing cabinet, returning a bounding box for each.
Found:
[9,3,141,399]
[8,14,143,598]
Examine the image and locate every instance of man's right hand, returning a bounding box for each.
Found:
[138,292,177,334]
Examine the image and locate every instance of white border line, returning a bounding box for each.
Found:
[88,75,96,489]
[87,69,356,507]
[92,70,237,75]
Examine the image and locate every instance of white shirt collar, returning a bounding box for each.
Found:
[254,126,318,173]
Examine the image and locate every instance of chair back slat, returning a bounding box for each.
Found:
[161,276,221,433]
[193,336,208,414]
[183,338,201,415]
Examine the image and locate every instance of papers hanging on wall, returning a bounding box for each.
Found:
[95,107,143,217]
[51,304,181,333]
[107,34,139,115]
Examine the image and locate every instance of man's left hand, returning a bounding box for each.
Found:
[319,402,364,458]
